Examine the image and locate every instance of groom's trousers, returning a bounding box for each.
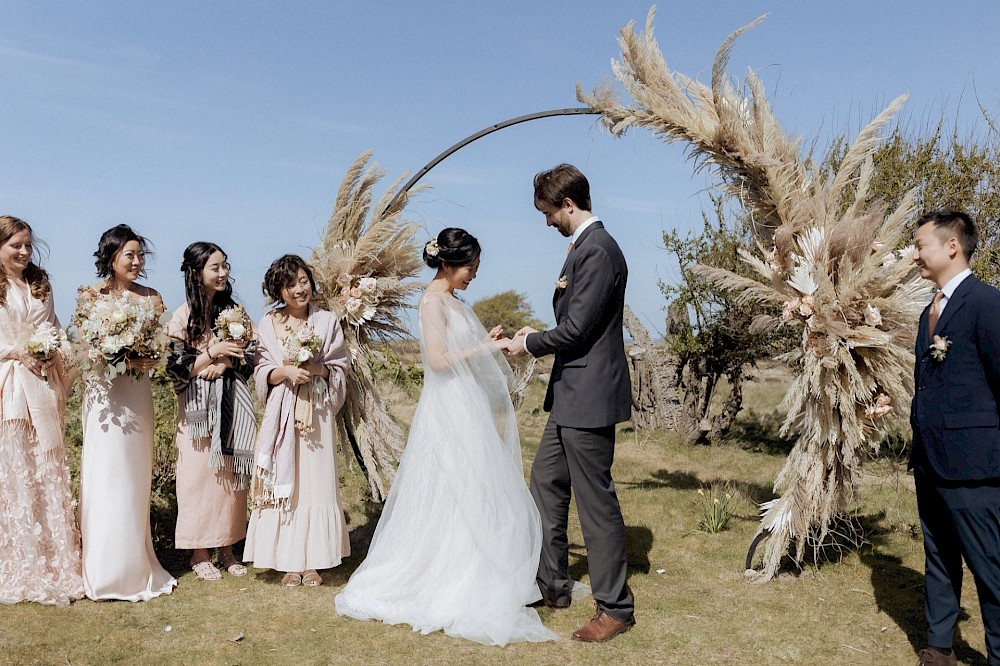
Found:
[530,419,634,623]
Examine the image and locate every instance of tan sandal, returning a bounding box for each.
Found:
[219,554,248,577]
[302,570,322,587]
[192,560,223,581]
[280,572,302,587]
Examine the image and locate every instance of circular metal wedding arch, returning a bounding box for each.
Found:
[385,107,601,212]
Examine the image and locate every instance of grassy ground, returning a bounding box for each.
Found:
[0,374,991,665]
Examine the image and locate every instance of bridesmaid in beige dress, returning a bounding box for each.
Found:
[166,242,255,581]
[0,216,84,606]
[76,224,176,601]
[244,255,350,587]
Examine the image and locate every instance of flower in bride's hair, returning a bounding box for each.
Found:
[425,239,440,257]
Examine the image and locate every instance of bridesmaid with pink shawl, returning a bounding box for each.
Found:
[0,215,84,606]
[243,255,350,588]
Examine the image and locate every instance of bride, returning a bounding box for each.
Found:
[335,228,557,646]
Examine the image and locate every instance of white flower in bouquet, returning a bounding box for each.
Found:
[214,305,252,342]
[358,277,377,293]
[282,324,323,366]
[23,321,69,378]
[75,293,170,380]
[228,322,246,340]
[24,322,65,361]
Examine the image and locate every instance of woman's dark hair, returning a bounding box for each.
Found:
[94,224,153,279]
[262,254,317,305]
[0,215,51,305]
[181,241,237,342]
[422,228,481,270]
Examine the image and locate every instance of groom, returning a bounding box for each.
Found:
[509,164,635,642]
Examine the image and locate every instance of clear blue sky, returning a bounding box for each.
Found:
[2,1,997,334]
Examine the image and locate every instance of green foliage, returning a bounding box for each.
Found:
[472,290,546,335]
[371,346,424,396]
[826,121,1000,284]
[661,195,794,383]
[696,483,738,534]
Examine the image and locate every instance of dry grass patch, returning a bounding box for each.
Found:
[0,376,992,665]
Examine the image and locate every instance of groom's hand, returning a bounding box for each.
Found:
[506,327,537,358]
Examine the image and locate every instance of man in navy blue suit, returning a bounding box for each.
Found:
[911,210,1000,666]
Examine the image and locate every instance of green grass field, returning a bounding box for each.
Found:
[0,373,990,665]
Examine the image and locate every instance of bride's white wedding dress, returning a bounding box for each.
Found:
[335,291,556,646]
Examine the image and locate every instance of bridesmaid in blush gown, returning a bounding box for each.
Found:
[75,225,176,601]
[0,216,84,606]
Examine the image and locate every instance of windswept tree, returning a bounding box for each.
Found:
[472,290,546,335]
[661,195,795,443]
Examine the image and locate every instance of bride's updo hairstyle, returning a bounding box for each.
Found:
[423,228,481,270]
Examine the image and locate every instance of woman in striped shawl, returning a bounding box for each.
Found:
[166,242,257,581]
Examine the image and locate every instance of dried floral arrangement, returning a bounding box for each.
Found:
[311,151,426,502]
[580,8,932,580]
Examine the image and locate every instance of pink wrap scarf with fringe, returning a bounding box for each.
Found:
[0,282,68,456]
[252,306,348,508]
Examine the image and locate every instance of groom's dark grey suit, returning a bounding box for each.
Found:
[525,220,635,623]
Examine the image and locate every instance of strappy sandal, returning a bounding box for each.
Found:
[219,553,248,577]
[192,560,223,581]
[302,570,322,587]
[280,572,302,587]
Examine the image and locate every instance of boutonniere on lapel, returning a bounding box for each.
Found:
[930,334,951,362]
[555,275,568,291]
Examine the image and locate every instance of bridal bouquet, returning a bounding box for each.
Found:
[282,325,322,366]
[22,321,69,378]
[75,294,171,380]
[215,305,253,342]
[332,273,380,328]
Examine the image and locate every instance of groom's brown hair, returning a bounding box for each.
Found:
[533,164,591,211]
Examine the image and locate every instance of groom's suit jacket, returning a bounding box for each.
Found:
[526,221,631,429]
[910,274,1000,481]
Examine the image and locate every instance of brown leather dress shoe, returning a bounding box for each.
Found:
[917,646,957,666]
[571,608,635,642]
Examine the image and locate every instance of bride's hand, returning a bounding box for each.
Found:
[488,325,504,340]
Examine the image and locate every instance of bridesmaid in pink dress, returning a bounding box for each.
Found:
[76,224,176,601]
[0,215,84,606]
[166,242,255,581]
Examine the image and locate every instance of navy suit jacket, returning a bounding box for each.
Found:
[525,222,632,429]
[910,274,1000,480]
